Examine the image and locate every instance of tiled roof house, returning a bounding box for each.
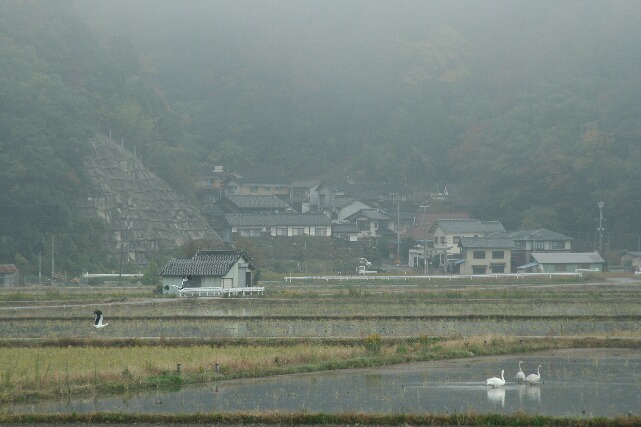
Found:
[0,264,19,286]
[221,213,332,241]
[159,250,255,294]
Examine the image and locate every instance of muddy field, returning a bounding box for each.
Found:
[2,277,641,339]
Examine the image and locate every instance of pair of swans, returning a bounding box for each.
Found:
[518,361,543,385]
[486,362,542,387]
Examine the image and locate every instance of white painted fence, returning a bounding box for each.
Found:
[284,272,586,282]
[179,286,264,297]
[83,272,143,278]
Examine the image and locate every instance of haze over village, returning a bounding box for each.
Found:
[3,1,641,423]
[2,0,641,284]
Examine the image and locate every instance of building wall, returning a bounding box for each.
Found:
[538,263,602,273]
[233,225,331,237]
[520,240,572,251]
[460,248,511,275]
[226,179,289,196]
[0,272,18,286]
[432,229,480,257]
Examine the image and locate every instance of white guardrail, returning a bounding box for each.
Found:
[284,271,596,282]
[179,286,264,297]
[83,273,144,278]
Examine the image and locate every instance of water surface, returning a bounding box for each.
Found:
[6,348,641,417]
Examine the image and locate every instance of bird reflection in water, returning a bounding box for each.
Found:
[525,384,540,402]
[486,387,505,407]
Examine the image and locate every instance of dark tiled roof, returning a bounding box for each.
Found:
[224,213,331,227]
[506,228,573,241]
[332,223,360,233]
[159,250,249,277]
[345,209,392,221]
[459,237,515,249]
[227,195,291,209]
[0,264,18,273]
[430,219,505,234]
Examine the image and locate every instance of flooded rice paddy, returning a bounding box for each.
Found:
[6,348,641,417]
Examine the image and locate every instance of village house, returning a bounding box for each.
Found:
[519,252,605,273]
[224,173,290,197]
[489,228,573,271]
[343,209,395,238]
[220,212,332,242]
[333,198,375,222]
[331,223,361,242]
[216,195,292,213]
[160,250,255,295]
[309,180,408,215]
[0,264,19,286]
[289,180,320,212]
[455,237,515,275]
[430,219,506,265]
[196,165,226,204]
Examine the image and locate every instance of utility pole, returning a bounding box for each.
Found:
[391,193,400,265]
[51,235,54,278]
[597,201,605,253]
[397,197,400,265]
[119,214,133,285]
[420,204,430,275]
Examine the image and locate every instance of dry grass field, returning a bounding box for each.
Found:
[2,274,641,407]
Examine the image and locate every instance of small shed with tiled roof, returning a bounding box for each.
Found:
[159,250,255,294]
[0,264,19,286]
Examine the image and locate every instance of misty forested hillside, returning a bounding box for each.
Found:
[1,0,641,275]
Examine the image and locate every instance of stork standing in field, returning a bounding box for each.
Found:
[93,310,108,328]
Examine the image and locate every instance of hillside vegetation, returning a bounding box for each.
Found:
[2,1,641,277]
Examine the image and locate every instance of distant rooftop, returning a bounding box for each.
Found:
[430,219,505,234]
[159,250,251,277]
[226,195,291,210]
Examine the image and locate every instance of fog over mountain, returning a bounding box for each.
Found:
[1,0,641,274]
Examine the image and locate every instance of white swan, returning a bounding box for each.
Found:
[93,310,108,328]
[525,364,542,385]
[486,369,505,388]
[515,360,525,383]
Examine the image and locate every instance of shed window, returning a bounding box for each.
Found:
[554,264,567,272]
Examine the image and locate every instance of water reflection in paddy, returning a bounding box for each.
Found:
[7,348,641,417]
